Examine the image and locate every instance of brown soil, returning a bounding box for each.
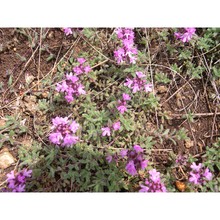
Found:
[0,28,79,183]
[0,28,219,187]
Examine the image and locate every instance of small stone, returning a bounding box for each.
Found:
[192,128,196,132]
[23,95,37,103]
[41,92,49,99]
[157,85,168,94]
[48,31,54,39]
[0,149,16,169]
[25,74,35,85]
[185,139,194,149]
[0,119,6,127]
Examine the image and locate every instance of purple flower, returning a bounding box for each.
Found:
[64,94,74,103]
[17,174,26,183]
[6,169,32,192]
[70,121,80,133]
[128,55,137,64]
[136,71,145,78]
[122,93,131,101]
[101,127,111,136]
[141,160,148,170]
[84,65,92,73]
[77,84,86,95]
[73,58,92,75]
[112,121,121,131]
[144,83,153,92]
[63,28,72,36]
[175,28,196,43]
[8,180,15,189]
[114,28,137,64]
[115,28,124,39]
[181,28,196,42]
[6,171,15,181]
[49,132,63,145]
[49,117,80,147]
[189,172,200,185]
[63,134,79,146]
[22,169,32,177]
[51,116,69,128]
[149,169,161,183]
[203,168,212,181]
[120,149,128,158]
[139,184,149,192]
[106,155,113,163]
[73,66,83,75]
[77,58,86,64]
[123,145,148,176]
[139,169,167,192]
[190,162,202,172]
[117,94,131,114]
[189,162,213,185]
[124,78,133,88]
[114,48,125,64]
[56,58,91,103]
[133,145,143,153]
[117,103,127,114]
[101,121,120,138]
[126,160,137,176]
[14,184,25,192]
[124,72,152,94]
[132,83,140,93]
[185,28,196,33]
[56,81,68,92]
[56,71,87,103]
[66,73,79,83]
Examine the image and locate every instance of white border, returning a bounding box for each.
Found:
[0,193,219,220]
[0,0,219,27]
[0,1,219,219]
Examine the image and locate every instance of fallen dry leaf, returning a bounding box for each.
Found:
[175,181,186,192]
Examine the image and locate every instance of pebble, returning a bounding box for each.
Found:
[0,148,16,169]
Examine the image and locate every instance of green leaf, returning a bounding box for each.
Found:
[213,67,220,78]
[8,75,13,86]
[69,57,74,64]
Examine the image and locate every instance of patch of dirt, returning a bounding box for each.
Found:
[0,28,81,184]
[0,28,219,190]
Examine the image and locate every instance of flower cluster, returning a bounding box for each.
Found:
[56,73,86,103]
[73,58,91,75]
[117,93,131,114]
[189,162,212,185]
[49,117,79,147]
[5,168,32,192]
[139,169,167,192]
[114,28,138,64]
[56,58,91,103]
[63,28,84,36]
[101,121,121,137]
[124,71,153,93]
[174,28,196,43]
[121,145,148,176]
[63,28,73,36]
